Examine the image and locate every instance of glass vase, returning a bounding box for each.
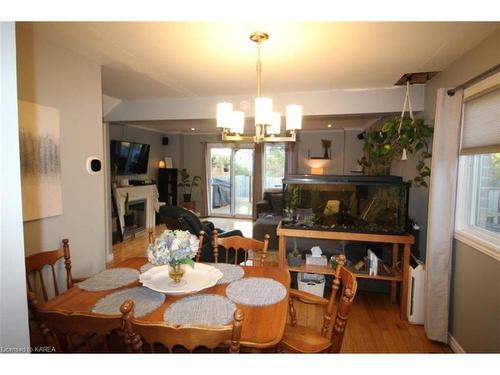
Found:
[168,262,185,283]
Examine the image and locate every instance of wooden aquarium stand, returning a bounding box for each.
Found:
[276,223,415,320]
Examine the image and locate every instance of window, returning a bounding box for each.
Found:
[263,143,285,189]
[455,73,500,259]
[457,153,500,234]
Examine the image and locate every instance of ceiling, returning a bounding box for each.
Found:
[119,114,394,134]
[21,22,499,100]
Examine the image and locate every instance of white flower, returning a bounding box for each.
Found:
[147,229,199,266]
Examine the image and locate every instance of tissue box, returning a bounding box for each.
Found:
[306,254,328,266]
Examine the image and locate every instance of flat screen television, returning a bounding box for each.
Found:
[110,140,150,175]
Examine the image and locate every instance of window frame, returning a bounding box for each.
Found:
[262,142,286,190]
[454,80,500,261]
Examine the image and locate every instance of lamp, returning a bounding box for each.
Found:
[216,32,302,143]
[158,160,166,169]
[230,110,245,134]
[310,167,324,175]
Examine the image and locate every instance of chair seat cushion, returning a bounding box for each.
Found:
[280,324,331,353]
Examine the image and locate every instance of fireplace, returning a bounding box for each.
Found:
[114,185,160,238]
[129,199,146,233]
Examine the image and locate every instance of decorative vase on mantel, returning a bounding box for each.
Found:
[168,262,185,283]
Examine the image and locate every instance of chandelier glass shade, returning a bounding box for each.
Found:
[216,32,302,143]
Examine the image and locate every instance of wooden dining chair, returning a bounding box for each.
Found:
[212,230,270,265]
[25,239,74,303]
[195,230,205,262]
[27,292,123,353]
[120,300,245,353]
[278,255,358,353]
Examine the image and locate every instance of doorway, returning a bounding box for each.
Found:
[208,144,254,218]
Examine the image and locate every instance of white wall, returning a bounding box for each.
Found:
[163,133,182,171]
[181,133,219,209]
[0,22,30,350]
[296,130,364,175]
[104,85,425,122]
[102,94,122,117]
[17,24,106,278]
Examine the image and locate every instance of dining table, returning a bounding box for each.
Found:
[38,257,291,350]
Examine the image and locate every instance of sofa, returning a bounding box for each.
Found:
[253,189,283,250]
[255,189,284,217]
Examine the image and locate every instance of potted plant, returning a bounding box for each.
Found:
[123,193,134,226]
[358,116,433,187]
[284,185,301,223]
[287,239,302,267]
[177,168,201,203]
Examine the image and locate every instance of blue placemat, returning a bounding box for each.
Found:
[225,277,287,306]
[164,294,236,326]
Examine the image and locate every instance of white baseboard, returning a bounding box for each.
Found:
[448,333,465,353]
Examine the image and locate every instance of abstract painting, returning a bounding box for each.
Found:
[19,100,63,221]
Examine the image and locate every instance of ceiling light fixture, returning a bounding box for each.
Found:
[216,31,302,143]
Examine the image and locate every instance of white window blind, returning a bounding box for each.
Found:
[460,73,500,155]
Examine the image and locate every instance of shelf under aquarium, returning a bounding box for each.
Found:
[287,261,403,282]
[281,221,407,235]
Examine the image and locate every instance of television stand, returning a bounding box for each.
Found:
[276,223,415,320]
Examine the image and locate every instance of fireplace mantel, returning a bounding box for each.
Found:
[114,185,160,235]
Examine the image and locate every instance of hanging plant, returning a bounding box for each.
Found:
[358,116,433,187]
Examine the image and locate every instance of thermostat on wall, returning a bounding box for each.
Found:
[86,156,102,174]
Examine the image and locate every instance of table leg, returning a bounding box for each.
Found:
[278,235,286,268]
[400,243,411,320]
[390,243,398,304]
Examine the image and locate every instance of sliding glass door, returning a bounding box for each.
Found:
[208,144,254,218]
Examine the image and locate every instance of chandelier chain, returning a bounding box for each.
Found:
[256,41,262,97]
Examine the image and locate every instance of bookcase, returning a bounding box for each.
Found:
[157,168,178,206]
[276,223,414,320]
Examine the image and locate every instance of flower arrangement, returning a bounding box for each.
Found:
[147,230,199,268]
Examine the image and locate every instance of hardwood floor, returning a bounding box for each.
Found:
[288,287,450,353]
[109,225,166,267]
[111,225,451,353]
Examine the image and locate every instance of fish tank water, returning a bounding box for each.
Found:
[282,175,410,234]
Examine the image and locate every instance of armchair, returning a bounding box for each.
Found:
[158,205,243,262]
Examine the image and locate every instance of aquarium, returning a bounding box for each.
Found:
[282,175,410,234]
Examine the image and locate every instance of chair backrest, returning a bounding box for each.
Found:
[120,300,244,353]
[25,239,73,302]
[27,292,122,353]
[212,230,269,265]
[328,266,357,353]
[315,254,357,353]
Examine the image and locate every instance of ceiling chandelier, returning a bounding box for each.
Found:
[216,31,302,143]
